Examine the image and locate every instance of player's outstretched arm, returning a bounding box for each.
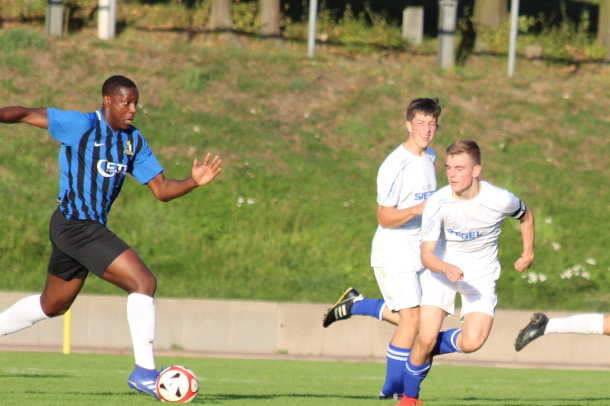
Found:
[421,240,464,282]
[0,107,48,129]
[514,205,535,272]
[147,153,222,202]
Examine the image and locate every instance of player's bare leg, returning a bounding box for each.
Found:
[0,273,84,337]
[40,273,86,316]
[391,307,419,347]
[101,249,156,296]
[458,312,493,353]
[103,249,159,398]
[402,305,445,404]
[410,305,445,365]
[383,307,400,325]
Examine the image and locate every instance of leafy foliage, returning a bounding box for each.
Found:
[473,3,608,63]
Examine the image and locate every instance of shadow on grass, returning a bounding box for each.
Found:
[0,373,70,378]
[431,396,610,405]
[197,393,372,403]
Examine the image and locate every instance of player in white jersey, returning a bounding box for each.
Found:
[323,98,443,400]
[515,312,610,351]
[399,140,535,406]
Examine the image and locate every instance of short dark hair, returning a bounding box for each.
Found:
[102,75,137,97]
[446,139,481,165]
[406,98,441,121]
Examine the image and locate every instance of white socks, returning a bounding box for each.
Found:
[0,293,157,370]
[127,293,156,370]
[0,294,49,336]
[544,313,604,335]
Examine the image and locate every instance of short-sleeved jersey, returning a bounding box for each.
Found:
[421,180,526,279]
[371,145,437,270]
[47,108,164,225]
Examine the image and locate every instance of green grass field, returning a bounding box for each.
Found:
[1,351,609,405]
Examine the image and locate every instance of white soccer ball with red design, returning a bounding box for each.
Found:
[156,365,199,403]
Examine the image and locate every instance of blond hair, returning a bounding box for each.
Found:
[446,140,481,165]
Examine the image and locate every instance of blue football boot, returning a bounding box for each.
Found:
[128,365,159,399]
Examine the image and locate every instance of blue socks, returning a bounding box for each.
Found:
[402,329,461,398]
[404,358,432,398]
[431,328,462,356]
[351,298,385,320]
[381,344,410,396]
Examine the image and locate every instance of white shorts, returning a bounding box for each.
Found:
[374,267,423,311]
[420,271,498,320]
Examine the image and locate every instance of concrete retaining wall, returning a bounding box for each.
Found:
[1,291,609,370]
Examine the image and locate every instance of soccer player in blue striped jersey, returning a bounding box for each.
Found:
[0,75,222,399]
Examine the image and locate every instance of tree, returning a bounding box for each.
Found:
[259,0,281,37]
[599,0,610,54]
[207,0,233,31]
[472,0,507,52]
[473,0,507,30]
[206,0,245,47]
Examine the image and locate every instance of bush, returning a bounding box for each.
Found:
[233,1,261,34]
[475,4,608,63]
[283,3,407,54]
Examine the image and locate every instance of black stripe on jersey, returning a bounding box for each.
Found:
[60,145,75,215]
[511,200,527,220]
[88,121,103,221]
[109,131,128,204]
[134,131,143,155]
[64,126,94,219]
[99,123,114,219]
[76,125,92,217]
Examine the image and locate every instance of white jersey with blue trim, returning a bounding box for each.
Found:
[371,144,437,270]
[421,180,524,280]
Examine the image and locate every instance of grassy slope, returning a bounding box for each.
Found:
[2,352,610,405]
[0,25,609,311]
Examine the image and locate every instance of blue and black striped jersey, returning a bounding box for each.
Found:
[47,108,163,225]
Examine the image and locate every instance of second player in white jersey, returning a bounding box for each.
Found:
[371,145,437,271]
[323,98,446,401]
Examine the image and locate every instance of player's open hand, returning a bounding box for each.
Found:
[514,253,533,273]
[191,153,222,186]
[443,264,464,283]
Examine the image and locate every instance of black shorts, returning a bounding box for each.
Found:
[47,208,130,281]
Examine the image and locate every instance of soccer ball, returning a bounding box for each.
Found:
[156,365,199,403]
